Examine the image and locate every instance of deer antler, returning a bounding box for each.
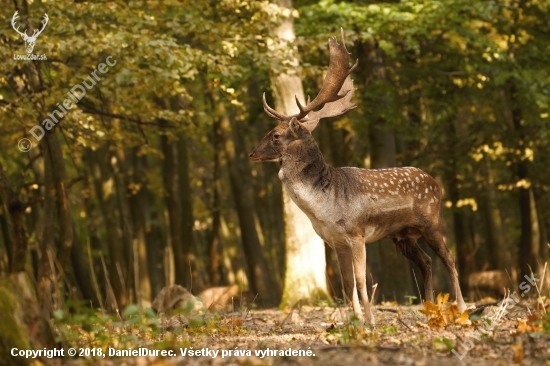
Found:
[33,13,49,38]
[263,28,358,130]
[31,13,49,39]
[11,12,48,40]
[11,11,27,38]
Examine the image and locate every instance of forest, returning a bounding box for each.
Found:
[1,0,549,365]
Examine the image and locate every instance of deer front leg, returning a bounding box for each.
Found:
[351,241,375,325]
[334,246,363,321]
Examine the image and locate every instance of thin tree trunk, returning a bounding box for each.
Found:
[43,132,74,271]
[128,148,152,307]
[448,173,476,292]
[509,81,540,278]
[214,98,278,306]
[177,134,200,292]
[208,118,223,286]
[37,137,57,314]
[70,224,100,306]
[91,146,126,309]
[0,163,27,273]
[143,157,165,298]
[482,156,503,268]
[160,130,190,288]
[112,147,135,303]
[357,39,415,302]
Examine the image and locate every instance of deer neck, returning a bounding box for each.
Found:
[278,138,331,210]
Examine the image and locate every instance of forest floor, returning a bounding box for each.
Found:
[55,297,550,366]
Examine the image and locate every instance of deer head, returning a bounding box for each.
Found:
[12,11,49,54]
[249,29,358,162]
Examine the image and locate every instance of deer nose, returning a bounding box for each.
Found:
[248,152,254,159]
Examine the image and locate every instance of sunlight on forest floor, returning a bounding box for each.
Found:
[55,296,550,365]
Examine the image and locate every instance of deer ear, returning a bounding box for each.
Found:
[288,117,302,135]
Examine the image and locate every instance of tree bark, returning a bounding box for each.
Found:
[141,153,165,298]
[357,39,415,302]
[70,224,100,307]
[208,118,223,286]
[508,81,540,278]
[215,99,279,307]
[91,146,127,309]
[160,131,190,288]
[127,148,152,307]
[177,134,201,292]
[112,147,135,304]
[481,156,504,269]
[0,163,27,273]
[269,0,329,307]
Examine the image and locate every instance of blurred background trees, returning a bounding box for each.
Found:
[0,0,549,328]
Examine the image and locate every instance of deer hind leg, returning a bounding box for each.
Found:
[393,238,434,303]
[422,230,467,312]
[351,241,375,324]
[334,246,365,322]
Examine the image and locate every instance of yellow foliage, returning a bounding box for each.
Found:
[420,293,471,328]
[516,314,542,334]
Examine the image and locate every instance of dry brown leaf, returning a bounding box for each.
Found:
[420,294,471,328]
[222,317,244,326]
[455,309,472,326]
[516,314,542,334]
[437,293,450,305]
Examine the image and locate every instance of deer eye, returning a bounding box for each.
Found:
[273,133,281,140]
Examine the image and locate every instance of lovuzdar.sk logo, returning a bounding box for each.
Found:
[12,11,48,61]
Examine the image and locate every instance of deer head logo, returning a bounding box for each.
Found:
[11,11,49,54]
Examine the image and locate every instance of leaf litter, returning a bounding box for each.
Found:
[57,294,550,365]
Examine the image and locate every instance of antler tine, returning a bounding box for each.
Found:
[300,74,357,132]
[37,13,49,35]
[262,93,289,121]
[261,29,357,124]
[298,29,357,115]
[11,11,26,36]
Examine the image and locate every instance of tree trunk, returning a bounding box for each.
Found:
[112,147,135,304]
[448,174,476,292]
[160,130,190,288]
[481,156,504,269]
[127,148,152,307]
[70,224,100,307]
[269,0,329,308]
[508,81,540,278]
[357,39,415,302]
[91,146,127,310]
[0,163,27,273]
[44,132,73,271]
[215,99,279,307]
[208,118,223,286]
[177,134,201,292]
[37,136,58,317]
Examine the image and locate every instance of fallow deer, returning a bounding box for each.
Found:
[249,29,467,324]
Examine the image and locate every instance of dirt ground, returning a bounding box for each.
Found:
[59,300,550,366]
